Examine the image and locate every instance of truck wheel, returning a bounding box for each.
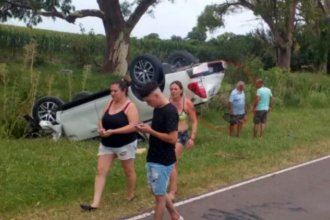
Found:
[32,96,64,123]
[166,51,198,68]
[129,54,164,87]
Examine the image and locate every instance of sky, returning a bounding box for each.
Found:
[5,0,263,39]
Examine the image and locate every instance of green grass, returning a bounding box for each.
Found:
[4,62,116,101]
[1,107,330,219]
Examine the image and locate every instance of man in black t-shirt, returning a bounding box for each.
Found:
[136,82,183,220]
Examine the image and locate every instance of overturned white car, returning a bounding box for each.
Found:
[27,51,225,140]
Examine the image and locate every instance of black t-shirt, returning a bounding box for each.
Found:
[147,103,179,165]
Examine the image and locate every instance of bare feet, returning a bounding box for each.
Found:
[127,194,136,201]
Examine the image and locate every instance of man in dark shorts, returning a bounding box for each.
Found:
[228,81,247,137]
[253,79,274,138]
[136,82,183,220]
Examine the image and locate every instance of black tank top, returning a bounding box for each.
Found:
[101,101,137,148]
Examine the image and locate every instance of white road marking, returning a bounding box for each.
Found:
[125,154,330,220]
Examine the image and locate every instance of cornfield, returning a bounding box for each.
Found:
[0,24,105,56]
[0,24,217,63]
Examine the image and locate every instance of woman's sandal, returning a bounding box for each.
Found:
[80,203,98,211]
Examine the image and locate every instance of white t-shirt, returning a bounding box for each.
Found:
[229,89,245,115]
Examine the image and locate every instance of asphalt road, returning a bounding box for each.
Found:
[126,155,330,220]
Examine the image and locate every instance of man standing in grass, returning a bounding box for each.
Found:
[228,81,247,137]
[253,79,274,138]
[135,82,183,220]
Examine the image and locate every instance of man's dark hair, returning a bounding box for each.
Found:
[138,81,159,98]
[256,78,264,84]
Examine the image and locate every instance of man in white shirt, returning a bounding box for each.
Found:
[228,81,247,137]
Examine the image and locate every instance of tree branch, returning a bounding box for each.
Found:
[126,0,156,32]
[237,0,255,11]
[38,9,104,23]
[2,1,104,23]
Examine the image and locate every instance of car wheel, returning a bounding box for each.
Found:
[166,51,198,68]
[72,91,92,101]
[32,96,64,123]
[129,54,163,87]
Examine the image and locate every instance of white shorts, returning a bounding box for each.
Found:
[97,140,137,160]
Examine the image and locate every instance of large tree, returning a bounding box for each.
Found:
[0,0,167,75]
[198,0,299,70]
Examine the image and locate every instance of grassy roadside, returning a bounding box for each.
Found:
[1,107,330,219]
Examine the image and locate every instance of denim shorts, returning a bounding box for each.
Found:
[146,162,174,196]
[178,130,189,145]
[97,140,137,160]
[230,114,245,125]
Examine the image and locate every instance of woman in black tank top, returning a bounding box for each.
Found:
[80,80,139,211]
[101,101,137,147]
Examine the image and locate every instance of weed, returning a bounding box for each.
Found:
[66,71,73,101]
[81,65,91,91]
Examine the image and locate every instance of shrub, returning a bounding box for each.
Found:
[307,91,329,108]
[283,87,303,107]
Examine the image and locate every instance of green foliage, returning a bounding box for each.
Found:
[207,33,274,66]
[211,65,330,112]
[0,40,41,139]
[142,33,160,40]
[0,0,75,26]
[170,35,183,41]
[0,24,276,70]
[293,22,330,73]
[256,68,330,108]
[286,0,330,73]
[197,4,226,32]
[308,91,328,108]
[130,38,203,61]
[186,26,207,42]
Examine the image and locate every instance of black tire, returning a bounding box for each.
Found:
[129,54,164,87]
[32,96,64,123]
[166,51,198,68]
[72,91,92,101]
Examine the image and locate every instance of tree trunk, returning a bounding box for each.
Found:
[276,44,292,69]
[259,0,298,71]
[275,0,297,70]
[98,0,130,75]
[96,0,156,74]
[103,29,130,75]
[319,51,329,73]
[273,31,293,70]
